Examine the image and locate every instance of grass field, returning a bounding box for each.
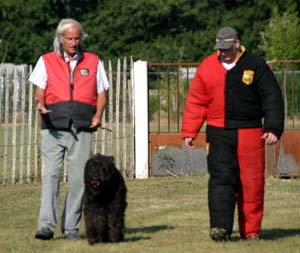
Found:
[0,174,300,253]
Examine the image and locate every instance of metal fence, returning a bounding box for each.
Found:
[148,60,300,177]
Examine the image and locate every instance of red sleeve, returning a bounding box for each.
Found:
[181,65,208,139]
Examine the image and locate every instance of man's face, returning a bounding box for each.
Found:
[61,26,81,58]
[219,41,240,64]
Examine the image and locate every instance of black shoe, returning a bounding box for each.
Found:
[65,231,79,241]
[35,227,54,240]
[210,227,230,242]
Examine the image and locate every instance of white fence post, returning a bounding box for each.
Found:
[133,61,149,178]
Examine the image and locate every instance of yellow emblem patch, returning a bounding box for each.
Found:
[242,70,254,85]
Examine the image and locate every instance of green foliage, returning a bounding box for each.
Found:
[259,6,300,61]
[149,94,159,120]
[0,0,98,64]
[0,0,299,64]
[156,147,175,173]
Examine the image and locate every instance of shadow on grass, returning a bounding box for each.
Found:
[125,225,175,242]
[52,225,174,242]
[230,228,300,242]
[260,228,300,240]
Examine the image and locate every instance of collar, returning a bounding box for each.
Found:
[63,52,79,63]
[58,43,83,62]
[240,45,246,54]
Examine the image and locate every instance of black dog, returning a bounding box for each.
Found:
[83,154,127,245]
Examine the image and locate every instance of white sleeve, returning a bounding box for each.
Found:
[96,60,110,93]
[28,56,48,89]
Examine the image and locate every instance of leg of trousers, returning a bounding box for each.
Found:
[237,128,265,238]
[206,126,239,235]
[38,128,92,234]
[60,129,93,234]
[38,129,64,232]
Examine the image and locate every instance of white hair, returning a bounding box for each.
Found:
[53,18,88,51]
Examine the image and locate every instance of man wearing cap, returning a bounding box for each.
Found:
[181,27,284,241]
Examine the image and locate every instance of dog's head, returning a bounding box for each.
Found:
[84,154,117,195]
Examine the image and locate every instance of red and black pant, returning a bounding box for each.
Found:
[206,125,265,238]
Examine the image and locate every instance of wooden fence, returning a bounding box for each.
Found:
[0,58,134,185]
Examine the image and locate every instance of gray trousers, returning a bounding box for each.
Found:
[38,128,93,235]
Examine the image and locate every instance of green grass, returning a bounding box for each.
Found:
[0,175,300,253]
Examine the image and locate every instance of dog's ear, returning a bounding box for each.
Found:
[108,156,115,163]
[94,153,102,161]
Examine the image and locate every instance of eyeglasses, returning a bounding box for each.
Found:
[218,41,238,53]
[219,47,233,53]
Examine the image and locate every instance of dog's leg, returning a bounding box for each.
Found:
[85,207,107,245]
[107,177,127,243]
[107,205,125,242]
[84,207,98,245]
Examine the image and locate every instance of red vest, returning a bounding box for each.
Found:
[41,51,99,130]
[43,51,98,105]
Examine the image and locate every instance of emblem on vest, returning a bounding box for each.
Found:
[80,68,89,76]
[242,70,254,85]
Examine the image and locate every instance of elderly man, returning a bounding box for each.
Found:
[29,18,109,241]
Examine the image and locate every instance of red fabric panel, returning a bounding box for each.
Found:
[237,128,265,237]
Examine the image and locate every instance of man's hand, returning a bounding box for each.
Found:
[90,115,101,129]
[90,91,106,129]
[36,103,51,114]
[261,132,278,145]
[35,87,51,114]
[184,137,195,149]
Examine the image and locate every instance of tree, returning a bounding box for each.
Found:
[259,7,300,60]
[0,0,299,64]
[258,6,300,127]
[0,0,98,64]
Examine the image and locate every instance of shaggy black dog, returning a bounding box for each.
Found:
[83,154,127,245]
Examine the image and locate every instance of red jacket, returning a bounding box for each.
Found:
[181,50,284,139]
